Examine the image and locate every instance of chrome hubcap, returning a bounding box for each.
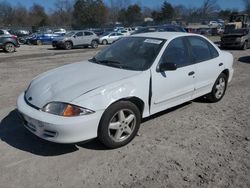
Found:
[108,109,136,142]
[215,77,226,99]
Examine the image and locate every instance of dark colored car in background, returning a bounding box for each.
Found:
[8,29,30,44]
[131,24,186,35]
[26,32,62,45]
[0,29,20,53]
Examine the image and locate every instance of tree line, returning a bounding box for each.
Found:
[0,0,249,28]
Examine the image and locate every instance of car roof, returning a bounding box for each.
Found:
[132,32,199,40]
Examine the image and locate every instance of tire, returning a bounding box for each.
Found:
[241,42,247,50]
[64,41,73,50]
[18,38,25,44]
[102,39,108,45]
[91,40,98,49]
[4,43,15,53]
[36,40,42,45]
[206,73,227,102]
[98,101,141,149]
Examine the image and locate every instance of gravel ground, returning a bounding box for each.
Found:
[0,44,249,188]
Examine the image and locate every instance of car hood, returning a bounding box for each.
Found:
[25,61,140,109]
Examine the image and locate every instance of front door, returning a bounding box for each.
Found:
[151,37,196,114]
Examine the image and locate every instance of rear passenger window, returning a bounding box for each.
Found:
[161,37,190,67]
[84,32,93,36]
[0,30,4,35]
[208,42,219,58]
[187,36,215,63]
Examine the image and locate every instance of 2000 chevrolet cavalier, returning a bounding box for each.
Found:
[17,32,234,148]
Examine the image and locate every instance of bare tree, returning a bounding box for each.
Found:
[200,0,220,17]
[51,0,73,26]
[242,0,250,15]
[0,1,13,26]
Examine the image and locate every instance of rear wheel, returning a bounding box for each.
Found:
[91,40,98,48]
[206,73,227,102]
[98,101,141,149]
[64,41,73,50]
[4,43,15,53]
[36,40,42,45]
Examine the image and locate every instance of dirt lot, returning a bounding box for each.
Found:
[0,44,249,188]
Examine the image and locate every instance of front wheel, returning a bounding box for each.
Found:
[241,42,247,50]
[64,41,73,50]
[102,39,108,45]
[98,101,141,148]
[206,73,227,102]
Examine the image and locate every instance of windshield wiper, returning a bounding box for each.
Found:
[90,58,132,69]
[89,57,100,64]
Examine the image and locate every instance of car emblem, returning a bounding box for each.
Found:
[28,97,32,101]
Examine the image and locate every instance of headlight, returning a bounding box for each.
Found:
[42,102,95,117]
[236,37,242,42]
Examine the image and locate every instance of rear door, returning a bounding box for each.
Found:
[186,36,224,98]
[0,30,4,45]
[84,31,94,45]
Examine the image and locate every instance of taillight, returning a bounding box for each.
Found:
[11,35,17,39]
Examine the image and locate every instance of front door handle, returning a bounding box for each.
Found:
[188,71,195,76]
[219,63,223,66]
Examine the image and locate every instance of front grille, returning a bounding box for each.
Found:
[43,130,57,138]
[24,121,37,132]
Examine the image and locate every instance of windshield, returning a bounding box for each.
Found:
[230,28,249,34]
[90,37,165,71]
[65,31,75,37]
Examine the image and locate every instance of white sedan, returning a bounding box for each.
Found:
[17,32,234,148]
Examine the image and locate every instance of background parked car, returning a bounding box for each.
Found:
[27,32,62,45]
[132,25,186,35]
[53,28,66,35]
[209,21,222,27]
[52,30,99,49]
[118,30,131,36]
[0,29,19,53]
[98,32,124,45]
[8,29,30,44]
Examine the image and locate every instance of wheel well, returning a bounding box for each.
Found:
[222,69,229,80]
[4,42,15,46]
[116,97,145,116]
[65,40,73,45]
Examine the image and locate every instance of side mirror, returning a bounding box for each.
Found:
[158,63,177,72]
[73,35,76,38]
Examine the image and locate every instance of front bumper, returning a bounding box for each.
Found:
[17,92,103,143]
[221,41,243,48]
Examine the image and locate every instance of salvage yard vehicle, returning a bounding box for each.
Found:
[221,14,250,50]
[0,29,20,53]
[98,32,124,45]
[221,28,250,50]
[17,32,234,148]
[52,30,99,49]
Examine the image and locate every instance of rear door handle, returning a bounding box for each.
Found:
[219,63,223,66]
[188,71,195,76]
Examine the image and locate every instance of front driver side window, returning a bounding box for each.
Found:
[161,37,190,68]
